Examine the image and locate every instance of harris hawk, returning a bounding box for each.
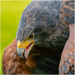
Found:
[2,0,75,74]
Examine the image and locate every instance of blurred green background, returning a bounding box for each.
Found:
[1,0,31,74]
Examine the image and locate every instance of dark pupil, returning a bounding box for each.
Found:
[29,34,33,38]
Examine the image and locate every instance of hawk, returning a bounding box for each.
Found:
[2,0,75,74]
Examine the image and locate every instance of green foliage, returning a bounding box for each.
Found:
[1,1,31,74]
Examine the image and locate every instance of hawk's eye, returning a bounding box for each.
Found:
[28,34,34,38]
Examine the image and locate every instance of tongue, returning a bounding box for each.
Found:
[25,42,33,59]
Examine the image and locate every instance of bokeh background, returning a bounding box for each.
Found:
[0,0,31,74]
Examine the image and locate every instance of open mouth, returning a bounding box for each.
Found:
[17,40,34,59]
[25,42,34,59]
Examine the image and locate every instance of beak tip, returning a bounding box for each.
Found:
[17,47,25,58]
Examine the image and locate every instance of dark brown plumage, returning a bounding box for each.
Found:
[2,38,62,74]
[59,48,75,74]
[59,0,75,74]
[59,33,75,74]
[2,39,36,74]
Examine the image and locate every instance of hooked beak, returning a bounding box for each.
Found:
[17,39,34,59]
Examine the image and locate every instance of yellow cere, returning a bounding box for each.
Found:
[17,39,34,49]
[17,33,34,49]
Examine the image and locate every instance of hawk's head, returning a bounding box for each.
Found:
[16,1,67,59]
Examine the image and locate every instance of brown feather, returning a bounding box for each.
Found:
[2,38,62,74]
[2,39,34,74]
